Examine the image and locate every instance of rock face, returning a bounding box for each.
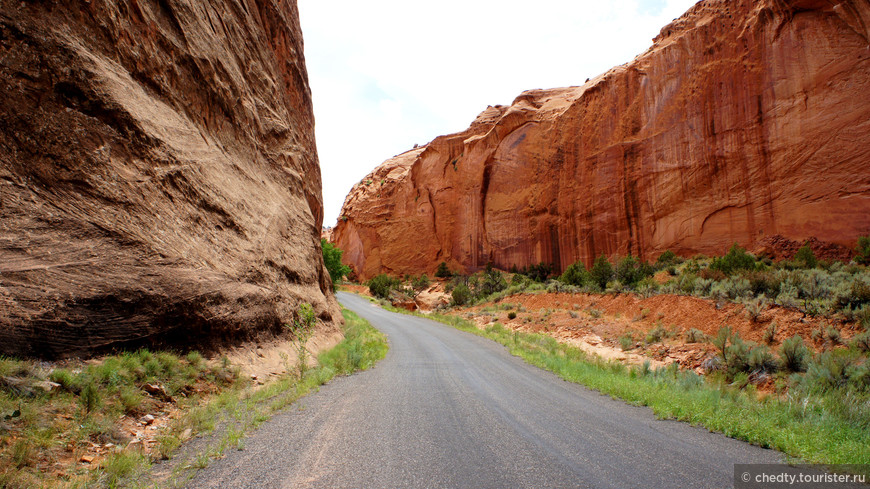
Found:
[334,0,870,281]
[0,0,340,358]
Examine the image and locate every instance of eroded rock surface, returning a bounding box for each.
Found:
[334,0,870,280]
[0,0,339,357]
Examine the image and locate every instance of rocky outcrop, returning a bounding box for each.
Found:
[0,0,339,358]
[334,0,870,280]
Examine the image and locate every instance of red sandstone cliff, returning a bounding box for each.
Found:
[334,0,870,281]
[0,0,339,357]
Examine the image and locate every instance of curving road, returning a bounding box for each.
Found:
[190,292,783,488]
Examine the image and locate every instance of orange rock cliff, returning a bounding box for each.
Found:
[0,0,339,357]
[334,0,870,281]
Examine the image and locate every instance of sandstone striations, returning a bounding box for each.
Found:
[0,0,339,358]
[334,0,870,281]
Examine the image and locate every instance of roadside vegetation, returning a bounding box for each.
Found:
[415,313,869,467]
[358,237,870,468]
[0,308,387,488]
[322,238,352,290]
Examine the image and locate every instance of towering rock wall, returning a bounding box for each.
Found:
[0,0,340,357]
[334,0,870,281]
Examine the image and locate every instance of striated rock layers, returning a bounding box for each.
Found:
[334,0,870,281]
[0,0,340,358]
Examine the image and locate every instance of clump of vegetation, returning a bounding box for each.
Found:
[685,328,706,343]
[763,322,778,345]
[507,311,517,320]
[619,333,635,351]
[368,273,401,299]
[288,302,317,378]
[0,348,241,487]
[590,255,614,290]
[645,324,668,344]
[856,235,870,265]
[321,239,351,289]
[451,284,472,306]
[780,335,811,372]
[709,243,758,275]
[435,261,452,278]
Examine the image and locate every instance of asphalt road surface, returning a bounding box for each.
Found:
[190,292,784,488]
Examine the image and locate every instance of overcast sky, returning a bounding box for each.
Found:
[298,0,699,226]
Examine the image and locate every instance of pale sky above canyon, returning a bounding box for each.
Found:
[298,0,700,226]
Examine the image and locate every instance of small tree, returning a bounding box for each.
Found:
[559,261,589,286]
[709,243,757,275]
[590,255,613,290]
[451,284,471,306]
[856,236,870,265]
[656,250,679,268]
[793,243,818,269]
[321,239,351,289]
[409,274,431,298]
[288,303,316,378]
[435,261,451,278]
[616,255,641,287]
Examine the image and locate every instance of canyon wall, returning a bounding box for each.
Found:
[0,0,340,357]
[334,0,870,281]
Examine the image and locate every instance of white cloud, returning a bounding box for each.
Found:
[298,0,700,225]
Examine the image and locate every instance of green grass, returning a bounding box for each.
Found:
[376,301,869,468]
[0,308,388,488]
[156,308,388,488]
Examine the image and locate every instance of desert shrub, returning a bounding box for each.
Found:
[793,243,818,269]
[851,332,870,353]
[763,322,778,345]
[410,274,431,295]
[507,311,517,320]
[451,284,472,306]
[692,278,713,296]
[799,269,833,303]
[435,261,451,278]
[856,235,870,265]
[523,262,553,282]
[646,324,667,344]
[709,243,758,275]
[685,328,706,343]
[605,280,626,294]
[776,278,800,308]
[743,297,767,322]
[590,255,613,290]
[676,273,697,295]
[656,250,680,268]
[587,308,602,319]
[744,270,781,298]
[825,326,842,346]
[780,335,810,372]
[802,350,867,392]
[724,337,752,375]
[636,277,659,298]
[712,326,748,374]
[855,305,870,330]
[368,274,400,299]
[721,277,751,299]
[619,334,634,351]
[559,261,589,286]
[748,345,780,373]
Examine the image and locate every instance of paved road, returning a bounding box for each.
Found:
[190,292,783,488]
